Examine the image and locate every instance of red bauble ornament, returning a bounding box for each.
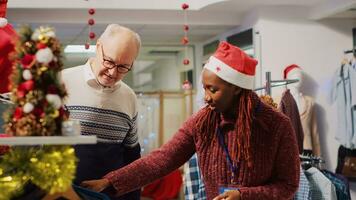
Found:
[22,80,35,91]
[184,25,189,31]
[13,107,23,120]
[21,54,35,69]
[89,32,96,40]
[33,107,44,117]
[182,80,192,90]
[183,59,190,65]
[36,43,47,49]
[84,43,90,50]
[88,18,95,26]
[88,8,95,15]
[182,3,189,10]
[181,36,189,45]
[47,85,58,94]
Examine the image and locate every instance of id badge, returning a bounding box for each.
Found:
[218,184,239,194]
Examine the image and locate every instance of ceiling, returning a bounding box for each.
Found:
[7,0,355,46]
[6,0,356,70]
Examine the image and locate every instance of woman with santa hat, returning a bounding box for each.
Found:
[82,41,300,200]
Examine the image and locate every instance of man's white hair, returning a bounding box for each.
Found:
[99,24,141,53]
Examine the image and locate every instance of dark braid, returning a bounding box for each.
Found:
[196,89,254,167]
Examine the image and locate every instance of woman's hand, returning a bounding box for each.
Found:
[81,178,111,192]
[213,189,241,200]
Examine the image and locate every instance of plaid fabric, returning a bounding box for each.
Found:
[305,167,337,200]
[321,170,351,200]
[184,154,207,200]
[294,167,311,200]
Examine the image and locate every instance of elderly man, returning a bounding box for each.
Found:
[61,24,141,200]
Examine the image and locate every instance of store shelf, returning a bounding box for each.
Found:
[0,136,97,146]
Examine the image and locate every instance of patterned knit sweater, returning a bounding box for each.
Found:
[105,93,300,200]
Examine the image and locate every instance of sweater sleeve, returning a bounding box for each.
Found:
[239,117,300,200]
[103,117,196,196]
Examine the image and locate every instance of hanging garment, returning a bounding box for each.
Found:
[278,89,304,154]
[304,167,337,200]
[300,96,321,156]
[141,169,183,200]
[72,184,110,200]
[294,166,311,200]
[330,63,356,148]
[321,170,351,200]
[335,145,356,181]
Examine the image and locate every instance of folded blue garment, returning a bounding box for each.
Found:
[72,184,110,200]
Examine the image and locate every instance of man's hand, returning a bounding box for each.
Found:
[81,178,111,192]
[213,190,241,200]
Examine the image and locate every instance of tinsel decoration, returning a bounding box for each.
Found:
[85,5,96,49]
[3,25,68,136]
[0,146,77,199]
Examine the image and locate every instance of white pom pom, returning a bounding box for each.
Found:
[35,47,53,64]
[23,102,34,113]
[0,18,8,28]
[22,69,33,80]
[46,94,62,109]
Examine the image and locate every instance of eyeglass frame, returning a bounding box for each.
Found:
[99,44,133,73]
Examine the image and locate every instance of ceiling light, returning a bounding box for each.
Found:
[64,45,96,53]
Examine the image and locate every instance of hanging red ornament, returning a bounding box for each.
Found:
[181,36,189,45]
[182,3,189,10]
[183,59,190,65]
[184,25,189,31]
[84,42,90,50]
[89,32,96,39]
[88,8,95,15]
[88,18,95,26]
[182,80,192,90]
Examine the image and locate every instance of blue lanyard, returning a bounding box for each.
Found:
[217,127,239,184]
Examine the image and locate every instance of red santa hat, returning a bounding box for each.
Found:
[0,0,8,28]
[283,64,301,79]
[203,41,258,90]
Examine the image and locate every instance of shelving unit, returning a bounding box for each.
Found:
[0,135,97,146]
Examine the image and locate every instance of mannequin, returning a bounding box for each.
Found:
[284,65,305,112]
[284,64,321,156]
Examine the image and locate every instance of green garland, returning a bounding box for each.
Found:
[0,146,77,200]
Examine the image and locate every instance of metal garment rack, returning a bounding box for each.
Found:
[344,48,356,55]
[0,93,11,104]
[254,72,299,95]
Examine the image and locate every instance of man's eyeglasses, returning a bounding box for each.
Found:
[100,45,132,73]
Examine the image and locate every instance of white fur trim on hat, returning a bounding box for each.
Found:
[0,17,7,28]
[204,56,255,90]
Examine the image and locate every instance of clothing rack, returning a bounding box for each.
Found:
[0,93,11,104]
[254,72,299,95]
[300,154,325,169]
[344,48,356,55]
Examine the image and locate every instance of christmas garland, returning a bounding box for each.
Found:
[0,25,76,199]
[0,145,77,199]
[4,25,68,136]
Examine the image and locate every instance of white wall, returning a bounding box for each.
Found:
[152,58,181,90]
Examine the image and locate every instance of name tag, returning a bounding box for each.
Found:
[219,186,239,194]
